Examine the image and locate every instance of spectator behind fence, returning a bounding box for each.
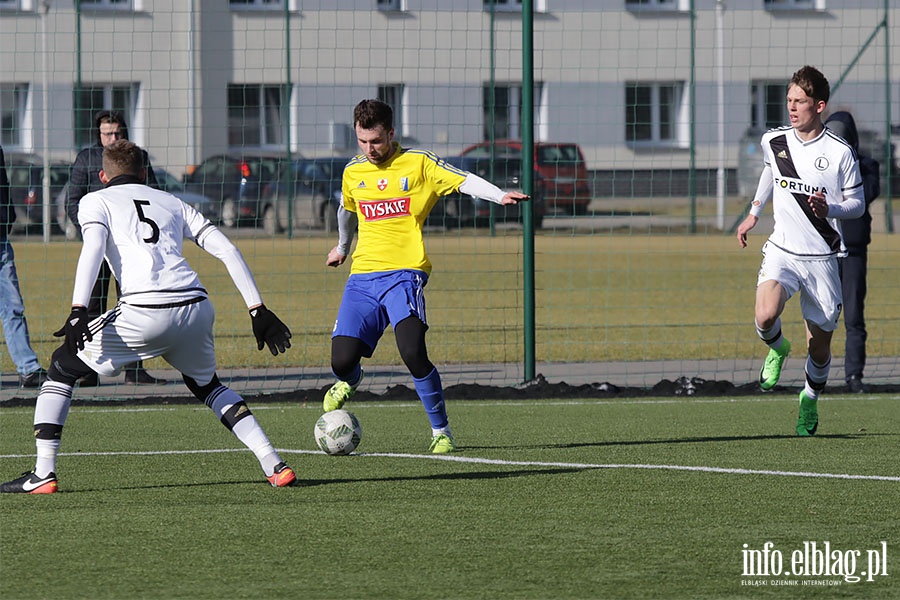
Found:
[824,111,881,394]
[66,110,165,386]
[0,146,48,388]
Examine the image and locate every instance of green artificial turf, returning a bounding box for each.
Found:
[2,394,898,599]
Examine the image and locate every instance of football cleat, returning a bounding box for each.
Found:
[429,434,457,454]
[758,338,791,391]
[0,471,59,494]
[267,462,297,487]
[795,390,819,437]
[323,370,363,413]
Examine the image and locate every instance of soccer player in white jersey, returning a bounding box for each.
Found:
[736,66,864,436]
[323,99,529,453]
[0,140,296,493]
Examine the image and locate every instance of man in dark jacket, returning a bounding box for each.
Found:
[824,111,880,393]
[1,146,47,387]
[66,110,165,385]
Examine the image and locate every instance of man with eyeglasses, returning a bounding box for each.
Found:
[65,110,166,386]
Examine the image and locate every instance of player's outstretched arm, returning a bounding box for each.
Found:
[195,226,292,355]
[459,173,530,206]
[250,304,292,356]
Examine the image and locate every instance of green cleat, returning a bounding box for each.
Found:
[758,338,791,391]
[323,371,363,413]
[429,434,457,454]
[796,390,819,437]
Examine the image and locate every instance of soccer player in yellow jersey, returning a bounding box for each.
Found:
[324,99,529,453]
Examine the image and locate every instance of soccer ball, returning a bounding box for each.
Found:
[314,410,362,455]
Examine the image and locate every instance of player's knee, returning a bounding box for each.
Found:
[47,345,93,386]
[331,336,364,379]
[394,319,432,378]
[182,373,222,403]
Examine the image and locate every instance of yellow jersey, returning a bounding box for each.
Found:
[341,143,468,275]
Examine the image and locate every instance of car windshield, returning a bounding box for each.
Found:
[155,169,186,193]
[535,145,582,165]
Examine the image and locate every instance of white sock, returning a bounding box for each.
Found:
[207,386,282,476]
[33,381,73,477]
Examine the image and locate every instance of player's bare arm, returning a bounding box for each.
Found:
[807,191,828,218]
[736,214,758,248]
[326,246,347,268]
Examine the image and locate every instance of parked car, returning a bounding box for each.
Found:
[5,152,71,234]
[258,156,351,235]
[181,152,289,227]
[54,167,220,240]
[426,155,545,229]
[154,168,221,224]
[460,140,591,215]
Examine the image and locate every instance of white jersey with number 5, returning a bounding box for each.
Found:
[77,183,212,306]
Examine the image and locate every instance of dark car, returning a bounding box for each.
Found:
[181,152,289,227]
[460,140,591,215]
[258,156,350,235]
[5,153,71,234]
[426,156,545,229]
[154,167,221,224]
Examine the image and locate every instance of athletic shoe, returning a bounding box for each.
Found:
[18,368,48,388]
[0,471,59,494]
[847,374,865,394]
[795,390,819,437]
[266,462,297,488]
[429,434,457,454]
[758,338,791,391]
[323,371,364,412]
[124,366,167,385]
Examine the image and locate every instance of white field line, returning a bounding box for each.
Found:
[1,393,898,416]
[0,446,898,483]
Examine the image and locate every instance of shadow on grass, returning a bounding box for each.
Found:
[57,467,585,493]
[464,431,899,451]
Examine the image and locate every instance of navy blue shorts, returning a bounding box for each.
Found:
[332,270,429,356]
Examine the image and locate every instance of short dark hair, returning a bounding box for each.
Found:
[790,66,830,104]
[102,139,144,180]
[354,99,393,131]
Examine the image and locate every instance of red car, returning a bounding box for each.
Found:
[460,140,592,215]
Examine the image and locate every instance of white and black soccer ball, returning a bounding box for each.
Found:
[314,410,362,455]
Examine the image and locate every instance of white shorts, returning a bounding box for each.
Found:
[757,242,842,332]
[77,298,218,385]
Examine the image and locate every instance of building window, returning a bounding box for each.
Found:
[227,84,287,148]
[764,0,825,11]
[377,84,405,137]
[625,0,688,11]
[376,0,404,11]
[79,0,133,9]
[482,83,544,141]
[751,81,788,130]
[73,84,137,149]
[0,0,26,11]
[483,0,546,12]
[1,83,28,148]
[230,0,283,9]
[625,81,687,146]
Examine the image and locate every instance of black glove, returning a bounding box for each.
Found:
[53,307,93,354]
[250,304,292,356]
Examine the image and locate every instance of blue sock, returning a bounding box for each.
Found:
[413,368,448,430]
